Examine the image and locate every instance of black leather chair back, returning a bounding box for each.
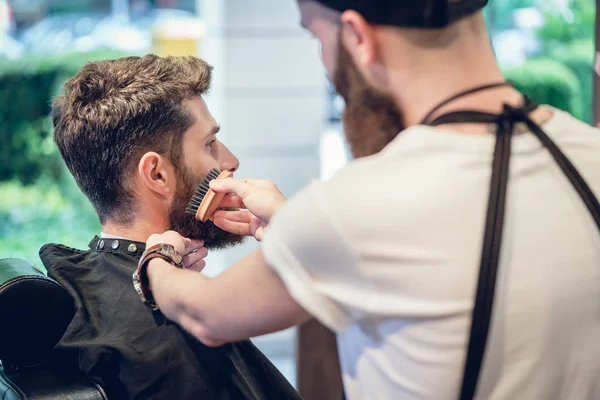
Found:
[0,258,107,399]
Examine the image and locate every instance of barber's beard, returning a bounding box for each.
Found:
[169,166,244,250]
[333,39,405,159]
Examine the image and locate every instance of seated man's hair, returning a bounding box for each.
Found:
[52,55,212,224]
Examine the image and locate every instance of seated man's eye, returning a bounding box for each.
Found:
[206,140,218,155]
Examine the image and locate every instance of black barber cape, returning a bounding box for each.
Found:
[40,237,301,400]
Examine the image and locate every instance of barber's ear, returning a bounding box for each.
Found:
[138,152,174,196]
[340,10,377,69]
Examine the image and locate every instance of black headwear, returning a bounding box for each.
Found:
[313,0,488,28]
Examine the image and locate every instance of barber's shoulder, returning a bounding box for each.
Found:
[544,106,599,135]
[307,161,375,210]
[316,146,412,199]
[295,155,404,228]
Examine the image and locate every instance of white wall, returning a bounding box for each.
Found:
[197,0,328,387]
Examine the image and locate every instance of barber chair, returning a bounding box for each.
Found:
[0,258,107,399]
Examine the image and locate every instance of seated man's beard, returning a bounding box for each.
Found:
[169,167,245,250]
[333,39,405,159]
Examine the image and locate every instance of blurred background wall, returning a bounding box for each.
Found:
[196,0,327,387]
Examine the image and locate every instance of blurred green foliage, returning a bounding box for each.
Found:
[485,0,595,123]
[0,178,101,269]
[548,39,594,123]
[504,59,583,118]
[0,49,127,183]
[534,0,594,122]
[536,0,595,53]
[485,0,536,31]
[0,49,125,265]
[48,0,95,13]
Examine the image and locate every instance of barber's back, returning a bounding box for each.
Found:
[339,107,600,399]
[264,107,600,399]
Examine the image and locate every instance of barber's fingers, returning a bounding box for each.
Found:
[212,215,253,237]
[210,178,277,198]
[216,194,245,209]
[183,239,207,272]
[186,259,207,273]
[183,246,208,272]
[211,210,253,236]
[254,227,266,242]
[214,220,253,237]
[237,178,278,188]
[185,244,208,258]
[211,210,252,223]
[183,239,205,255]
[210,178,251,198]
[148,230,187,254]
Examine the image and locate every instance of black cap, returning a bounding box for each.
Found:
[313,0,488,28]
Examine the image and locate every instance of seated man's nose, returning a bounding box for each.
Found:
[219,144,239,172]
[222,159,239,173]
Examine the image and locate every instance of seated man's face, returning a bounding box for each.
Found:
[168,97,244,250]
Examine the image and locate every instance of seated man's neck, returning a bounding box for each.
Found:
[102,216,169,243]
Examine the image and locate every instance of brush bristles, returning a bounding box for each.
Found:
[186,168,221,216]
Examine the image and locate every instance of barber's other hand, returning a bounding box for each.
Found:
[146,231,208,272]
[209,178,286,241]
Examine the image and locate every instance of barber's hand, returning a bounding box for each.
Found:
[146,231,208,272]
[209,178,286,241]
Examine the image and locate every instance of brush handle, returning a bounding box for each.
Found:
[196,170,233,222]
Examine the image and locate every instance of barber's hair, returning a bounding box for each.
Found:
[52,55,212,224]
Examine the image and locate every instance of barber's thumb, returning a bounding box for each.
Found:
[209,178,229,191]
[210,178,243,195]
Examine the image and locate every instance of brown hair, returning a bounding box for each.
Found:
[52,54,212,224]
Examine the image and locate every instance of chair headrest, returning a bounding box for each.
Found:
[0,258,74,368]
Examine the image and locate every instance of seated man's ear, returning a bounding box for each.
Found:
[138,152,175,196]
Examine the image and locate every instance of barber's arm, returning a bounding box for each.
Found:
[147,244,310,346]
[145,179,311,346]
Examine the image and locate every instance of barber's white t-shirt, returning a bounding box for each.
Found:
[262,108,600,400]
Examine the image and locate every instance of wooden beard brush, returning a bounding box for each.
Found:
[185,168,233,222]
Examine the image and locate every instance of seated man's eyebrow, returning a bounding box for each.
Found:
[208,125,221,137]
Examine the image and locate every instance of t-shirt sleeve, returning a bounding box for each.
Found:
[262,181,367,333]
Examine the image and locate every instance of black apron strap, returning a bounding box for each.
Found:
[421,82,514,126]
[422,86,600,400]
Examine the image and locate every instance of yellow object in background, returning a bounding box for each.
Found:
[152,18,205,57]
